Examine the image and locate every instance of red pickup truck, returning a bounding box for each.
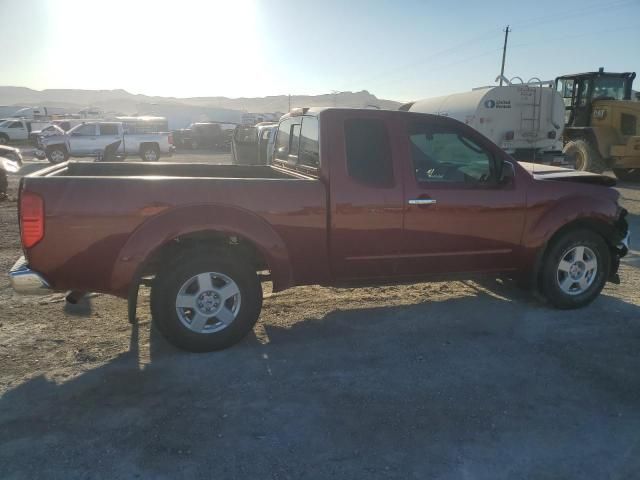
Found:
[10,108,630,352]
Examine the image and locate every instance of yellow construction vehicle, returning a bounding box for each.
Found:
[555,68,640,180]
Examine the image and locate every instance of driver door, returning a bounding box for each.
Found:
[400,118,526,276]
[68,124,98,155]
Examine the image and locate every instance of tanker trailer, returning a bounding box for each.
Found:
[401,78,567,165]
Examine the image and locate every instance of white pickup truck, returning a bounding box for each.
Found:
[0,119,52,144]
[39,121,174,163]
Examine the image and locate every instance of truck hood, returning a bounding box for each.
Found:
[40,134,68,145]
[519,162,616,187]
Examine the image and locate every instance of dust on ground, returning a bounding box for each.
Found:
[1,155,639,479]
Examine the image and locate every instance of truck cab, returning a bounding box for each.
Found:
[0,119,51,144]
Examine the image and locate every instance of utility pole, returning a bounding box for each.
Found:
[499,25,511,86]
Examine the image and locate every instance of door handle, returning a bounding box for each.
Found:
[408,199,437,205]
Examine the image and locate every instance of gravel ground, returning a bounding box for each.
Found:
[1,153,639,479]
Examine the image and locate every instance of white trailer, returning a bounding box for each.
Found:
[402,78,567,163]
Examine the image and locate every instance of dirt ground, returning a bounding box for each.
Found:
[1,153,639,479]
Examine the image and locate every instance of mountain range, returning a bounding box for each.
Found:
[0,86,402,115]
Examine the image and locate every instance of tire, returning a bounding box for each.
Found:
[540,229,610,309]
[0,134,9,145]
[151,250,262,352]
[613,168,640,182]
[140,145,160,161]
[563,139,606,173]
[0,169,7,199]
[46,146,69,164]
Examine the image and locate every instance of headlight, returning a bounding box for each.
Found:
[593,109,607,119]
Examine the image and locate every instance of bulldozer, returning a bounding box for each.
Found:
[555,68,640,180]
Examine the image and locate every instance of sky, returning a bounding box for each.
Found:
[1,0,639,102]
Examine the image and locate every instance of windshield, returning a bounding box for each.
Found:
[593,77,627,100]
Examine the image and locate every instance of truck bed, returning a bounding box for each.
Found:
[21,161,329,296]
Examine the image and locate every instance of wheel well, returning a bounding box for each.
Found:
[535,218,615,290]
[137,230,270,279]
[140,142,159,152]
[47,144,67,152]
[563,128,599,153]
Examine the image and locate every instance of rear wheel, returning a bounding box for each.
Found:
[541,229,610,309]
[613,168,640,182]
[140,145,160,161]
[151,251,262,352]
[46,146,68,164]
[563,139,606,173]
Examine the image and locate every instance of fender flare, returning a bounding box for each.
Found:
[526,195,618,251]
[523,195,618,288]
[110,204,293,297]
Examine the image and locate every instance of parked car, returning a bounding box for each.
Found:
[9,108,630,352]
[172,122,230,150]
[0,145,22,198]
[0,119,52,144]
[231,123,278,164]
[0,145,24,165]
[38,121,174,163]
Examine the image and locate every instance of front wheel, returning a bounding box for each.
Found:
[46,146,69,164]
[541,229,610,309]
[151,251,263,352]
[563,139,606,173]
[0,134,9,145]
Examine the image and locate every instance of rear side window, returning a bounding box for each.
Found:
[344,118,393,186]
[299,116,319,168]
[290,124,301,157]
[274,118,302,162]
[274,119,292,160]
[99,124,119,135]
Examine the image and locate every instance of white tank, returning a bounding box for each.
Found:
[408,83,565,157]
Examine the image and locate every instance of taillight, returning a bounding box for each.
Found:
[168,133,173,145]
[20,192,44,248]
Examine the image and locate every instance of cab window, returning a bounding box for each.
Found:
[72,124,97,136]
[409,123,493,184]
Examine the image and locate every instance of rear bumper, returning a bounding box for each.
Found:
[9,256,52,295]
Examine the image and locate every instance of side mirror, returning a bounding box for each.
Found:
[498,160,515,185]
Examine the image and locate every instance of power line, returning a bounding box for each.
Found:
[511,0,636,30]
[343,28,502,91]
